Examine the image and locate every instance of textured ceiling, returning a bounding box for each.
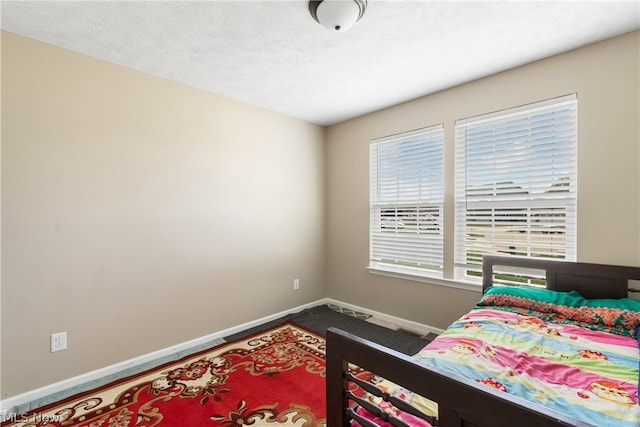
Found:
[1,1,639,126]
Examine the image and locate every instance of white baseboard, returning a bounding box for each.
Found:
[324,298,445,337]
[0,298,441,413]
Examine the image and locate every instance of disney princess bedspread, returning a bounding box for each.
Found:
[413,286,640,426]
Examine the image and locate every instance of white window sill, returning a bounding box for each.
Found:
[367,265,482,293]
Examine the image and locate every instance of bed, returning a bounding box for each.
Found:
[326,255,640,427]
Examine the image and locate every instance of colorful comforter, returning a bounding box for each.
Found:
[416,286,640,426]
[356,286,640,427]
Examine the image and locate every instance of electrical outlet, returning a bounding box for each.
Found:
[51,332,67,352]
[293,279,300,290]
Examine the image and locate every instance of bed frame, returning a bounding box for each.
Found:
[326,255,640,427]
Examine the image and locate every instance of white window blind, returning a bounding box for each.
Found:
[454,94,577,280]
[370,125,444,276]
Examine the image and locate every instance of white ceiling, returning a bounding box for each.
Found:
[1,1,639,126]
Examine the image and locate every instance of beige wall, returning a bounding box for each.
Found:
[326,31,640,330]
[1,32,326,398]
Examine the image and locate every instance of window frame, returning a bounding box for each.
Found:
[369,124,445,279]
[454,94,578,282]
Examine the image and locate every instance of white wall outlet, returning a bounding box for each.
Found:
[51,332,67,352]
[293,279,300,290]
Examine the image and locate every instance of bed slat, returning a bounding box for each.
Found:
[346,372,437,425]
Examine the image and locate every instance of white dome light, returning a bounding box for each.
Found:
[309,0,368,32]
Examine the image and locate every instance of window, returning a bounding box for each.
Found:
[369,125,444,277]
[454,94,577,280]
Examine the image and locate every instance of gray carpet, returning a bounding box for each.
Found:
[224,304,431,355]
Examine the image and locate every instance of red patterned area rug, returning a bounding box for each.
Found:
[3,323,333,427]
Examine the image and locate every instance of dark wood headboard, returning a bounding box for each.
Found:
[482,255,640,299]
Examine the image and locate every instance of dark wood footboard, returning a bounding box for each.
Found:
[326,327,590,427]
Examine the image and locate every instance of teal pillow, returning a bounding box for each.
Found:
[584,297,640,311]
[479,285,586,308]
[576,298,640,335]
[479,286,640,336]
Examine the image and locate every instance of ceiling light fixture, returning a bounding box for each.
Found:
[309,0,367,32]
